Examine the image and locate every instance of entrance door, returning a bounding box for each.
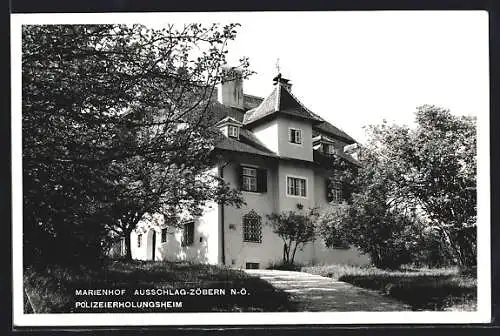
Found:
[151,231,156,261]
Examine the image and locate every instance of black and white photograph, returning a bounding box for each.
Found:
[11,10,490,326]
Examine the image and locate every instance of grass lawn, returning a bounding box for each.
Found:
[301,264,476,311]
[24,259,295,313]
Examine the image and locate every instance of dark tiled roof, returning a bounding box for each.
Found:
[243,85,324,126]
[313,121,356,144]
[313,150,362,168]
[215,136,278,158]
[206,100,245,123]
[243,94,264,110]
[210,82,356,160]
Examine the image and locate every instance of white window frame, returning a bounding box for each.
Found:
[241,166,258,192]
[228,125,239,138]
[288,128,303,145]
[286,175,308,198]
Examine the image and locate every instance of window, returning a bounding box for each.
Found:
[182,221,195,246]
[137,234,142,248]
[289,128,302,144]
[228,125,239,138]
[161,228,167,243]
[327,178,343,203]
[242,167,257,192]
[287,177,307,197]
[245,262,260,269]
[242,211,262,243]
[325,143,336,155]
[240,166,267,193]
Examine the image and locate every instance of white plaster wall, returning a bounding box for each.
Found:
[251,119,279,154]
[277,161,316,212]
[277,117,313,161]
[156,222,211,263]
[130,228,155,261]
[222,160,283,269]
[195,200,219,264]
[144,213,216,264]
[314,172,329,208]
[130,166,220,264]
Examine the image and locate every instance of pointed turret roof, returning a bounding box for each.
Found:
[243,77,324,127]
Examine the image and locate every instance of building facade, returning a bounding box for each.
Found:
[128,69,370,268]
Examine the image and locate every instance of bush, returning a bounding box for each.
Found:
[266,261,303,271]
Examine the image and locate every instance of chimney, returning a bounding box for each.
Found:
[217,67,244,109]
[273,73,292,91]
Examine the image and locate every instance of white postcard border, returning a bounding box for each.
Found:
[11,11,491,326]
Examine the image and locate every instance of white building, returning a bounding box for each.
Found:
[128,69,370,269]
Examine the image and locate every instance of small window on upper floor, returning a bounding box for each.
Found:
[228,125,239,138]
[289,128,302,145]
[137,234,142,248]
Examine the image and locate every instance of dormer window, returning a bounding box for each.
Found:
[214,116,243,140]
[228,125,239,138]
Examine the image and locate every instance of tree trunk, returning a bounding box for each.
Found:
[124,232,132,260]
[283,243,288,264]
[290,243,299,265]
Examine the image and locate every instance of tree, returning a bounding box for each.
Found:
[266,205,318,265]
[321,105,476,269]
[22,24,249,264]
[315,204,351,250]
[396,105,477,268]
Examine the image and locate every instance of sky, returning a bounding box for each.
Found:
[12,11,488,144]
[219,11,489,144]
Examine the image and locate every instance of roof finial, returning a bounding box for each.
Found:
[275,57,280,74]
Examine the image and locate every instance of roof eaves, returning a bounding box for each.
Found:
[314,121,357,144]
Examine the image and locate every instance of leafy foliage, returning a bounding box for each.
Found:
[23,24,249,264]
[320,106,476,269]
[266,205,318,265]
[314,204,351,249]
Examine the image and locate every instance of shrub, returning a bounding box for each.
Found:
[266,261,303,271]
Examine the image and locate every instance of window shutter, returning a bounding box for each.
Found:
[238,165,243,190]
[288,129,293,142]
[257,169,267,193]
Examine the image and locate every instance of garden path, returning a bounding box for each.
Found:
[244,269,411,311]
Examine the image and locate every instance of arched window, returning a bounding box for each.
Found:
[242,210,262,243]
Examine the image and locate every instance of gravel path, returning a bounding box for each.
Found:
[244,269,411,312]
